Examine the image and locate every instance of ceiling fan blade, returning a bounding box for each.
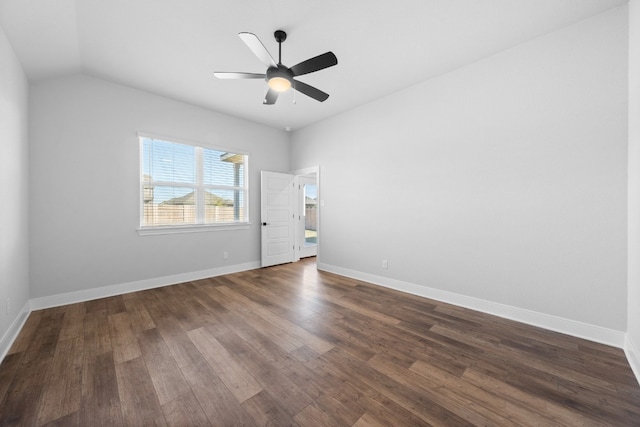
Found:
[238,32,277,68]
[213,72,265,79]
[293,80,329,102]
[263,88,279,105]
[290,52,338,77]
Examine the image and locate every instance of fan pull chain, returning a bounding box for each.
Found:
[293,82,297,104]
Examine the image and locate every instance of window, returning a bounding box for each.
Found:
[139,135,248,230]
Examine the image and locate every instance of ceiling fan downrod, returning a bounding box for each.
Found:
[274,30,286,64]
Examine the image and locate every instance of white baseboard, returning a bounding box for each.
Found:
[0,300,32,362]
[625,335,640,386]
[30,261,261,310]
[317,262,626,349]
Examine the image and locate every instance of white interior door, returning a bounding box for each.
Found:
[261,171,295,267]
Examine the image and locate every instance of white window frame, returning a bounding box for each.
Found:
[137,132,250,235]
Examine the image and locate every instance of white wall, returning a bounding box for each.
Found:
[627,0,640,380]
[0,25,30,348]
[292,7,628,336]
[29,74,290,299]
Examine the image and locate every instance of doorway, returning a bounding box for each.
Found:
[297,174,318,259]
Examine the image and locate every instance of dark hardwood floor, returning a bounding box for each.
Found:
[1,258,639,426]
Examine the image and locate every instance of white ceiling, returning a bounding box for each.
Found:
[0,0,628,131]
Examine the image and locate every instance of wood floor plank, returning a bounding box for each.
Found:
[104,295,127,315]
[24,309,65,357]
[80,351,123,426]
[410,358,562,426]
[461,367,606,427]
[0,352,22,405]
[216,285,334,354]
[1,257,639,426]
[185,363,258,426]
[277,346,344,401]
[161,390,210,426]
[241,390,300,427]
[205,286,305,352]
[84,298,107,314]
[222,274,326,325]
[299,312,378,362]
[294,402,342,427]
[82,309,112,360]
[323,346,484,426]
[149,313,206,370]
[187,327,262,403]
[358,391,433,427]
[221,310,293,365]
[122,293,156,334]
[36,336,83,425]
[108,311,142,364]
[215,330,313,416]
[289,345,367,398]
[156,317,256,426]
[115,356,167,426]
[352,411,389,427]
[138,328,191,405]
[8,310,43,355]
[58,303,86,342]
[187,285,233,336]
[0,349,52,425]
[368,352,504,426]
[431,322,622,396]
[292,280,402,326]
[313,392,364,426]
[41,410,80,427]
[156,283,221,332]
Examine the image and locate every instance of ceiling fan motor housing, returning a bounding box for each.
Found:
[266,65,294,91]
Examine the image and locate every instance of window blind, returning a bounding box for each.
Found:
[140,136,248,228]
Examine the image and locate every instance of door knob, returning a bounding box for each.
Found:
[262,222,268,226]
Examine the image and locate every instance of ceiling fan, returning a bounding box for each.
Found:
[214,30,338,105]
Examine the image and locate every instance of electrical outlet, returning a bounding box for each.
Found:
[382,259,388,269]
[223,251,229,260]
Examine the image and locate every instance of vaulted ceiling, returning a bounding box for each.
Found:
[0,0,628,130]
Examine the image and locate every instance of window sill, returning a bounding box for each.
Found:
[137,223,250,236]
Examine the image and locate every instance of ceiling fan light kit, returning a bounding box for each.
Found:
[214,30,337,105]
[266,66,293,92]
